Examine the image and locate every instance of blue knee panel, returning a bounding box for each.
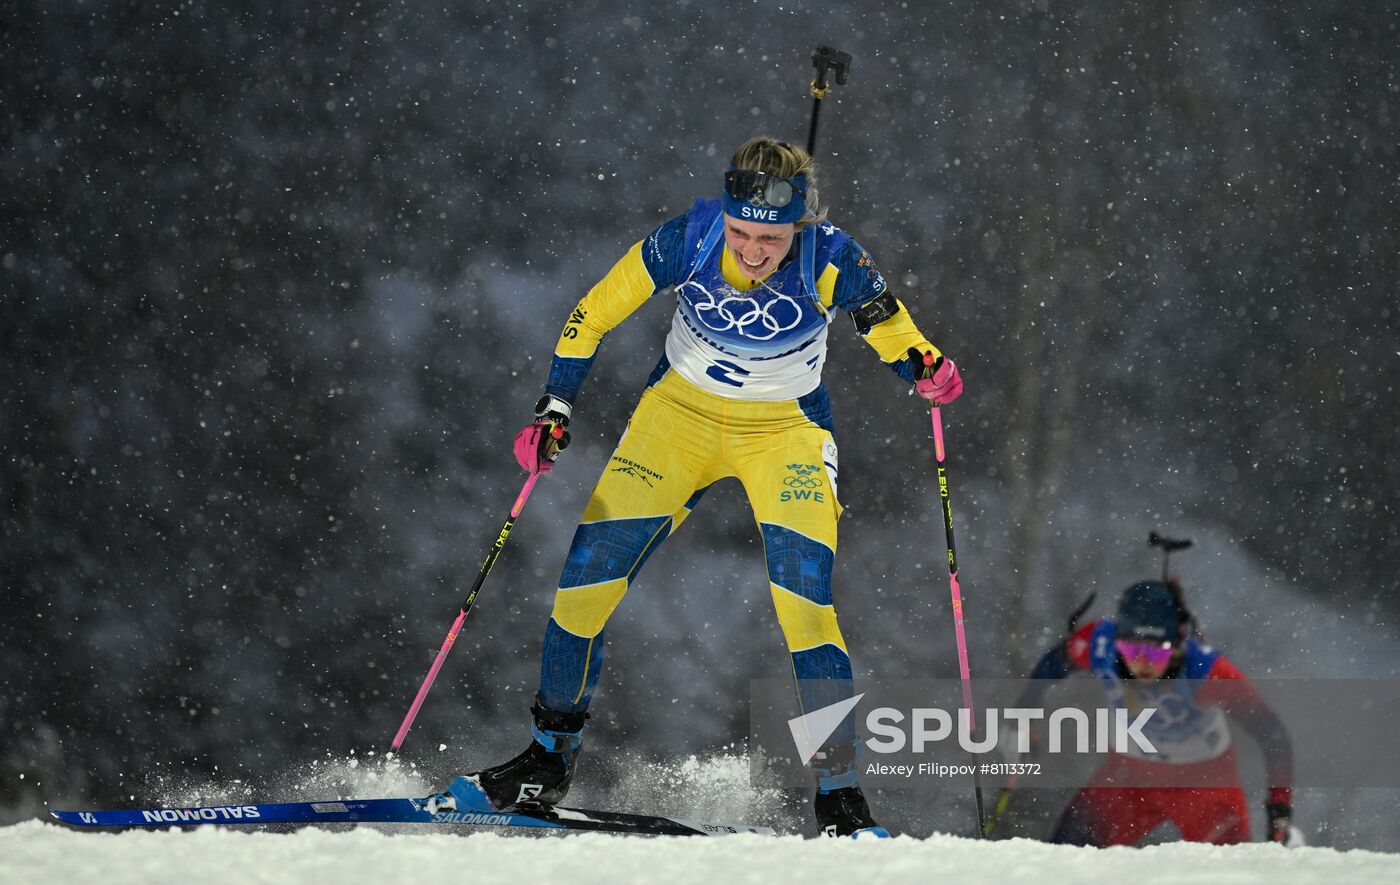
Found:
[761,523,834,604]
[560,515,672,589]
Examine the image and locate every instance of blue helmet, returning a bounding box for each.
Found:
[1116,581,1184,643]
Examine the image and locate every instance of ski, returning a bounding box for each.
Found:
[49,795,776,837]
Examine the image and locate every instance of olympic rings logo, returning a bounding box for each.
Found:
[783,475,822,489]
[681,281,805,341]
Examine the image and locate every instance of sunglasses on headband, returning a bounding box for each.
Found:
[723,169,807,209]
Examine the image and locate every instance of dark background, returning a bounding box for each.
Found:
[4,0,1398,847]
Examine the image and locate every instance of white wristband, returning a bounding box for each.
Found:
[534,394,573,422]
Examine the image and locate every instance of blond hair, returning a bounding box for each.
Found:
[730,136,828,228]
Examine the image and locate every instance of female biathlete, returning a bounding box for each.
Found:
[433,137,963,837]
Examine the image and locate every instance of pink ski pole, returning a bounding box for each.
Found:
[391,469,544,751]
[930,406,976,711]
[923,353,986,834]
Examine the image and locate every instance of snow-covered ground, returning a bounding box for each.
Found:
[4,820,1398,885]
[12,752,1397,884]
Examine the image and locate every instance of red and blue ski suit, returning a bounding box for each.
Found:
[1018,619,1293,845]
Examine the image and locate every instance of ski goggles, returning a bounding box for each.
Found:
[721,169,809,224]
[1115,639,1175,668]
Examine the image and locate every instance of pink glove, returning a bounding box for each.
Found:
[514,394,573,474]
[513,422,569,474]
[912,350,964,405]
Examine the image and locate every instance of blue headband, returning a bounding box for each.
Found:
[721,170,809,224]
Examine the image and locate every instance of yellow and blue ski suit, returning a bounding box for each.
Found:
[536,198,947,730]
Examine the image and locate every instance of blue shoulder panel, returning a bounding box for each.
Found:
[799,222,818,300]
[683,198,725,277]
[828,236,888,312]
[1088,619,1119,676]
[1182,637,1221,679]
[641,211,691,288]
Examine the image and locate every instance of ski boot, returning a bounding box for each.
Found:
[427,699,588,814]
[815,784,890,839]
[811,741,891,839]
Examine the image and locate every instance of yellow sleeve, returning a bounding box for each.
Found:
[814,263,943,367]
[554,240,657,359]
[860,297,942,365]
